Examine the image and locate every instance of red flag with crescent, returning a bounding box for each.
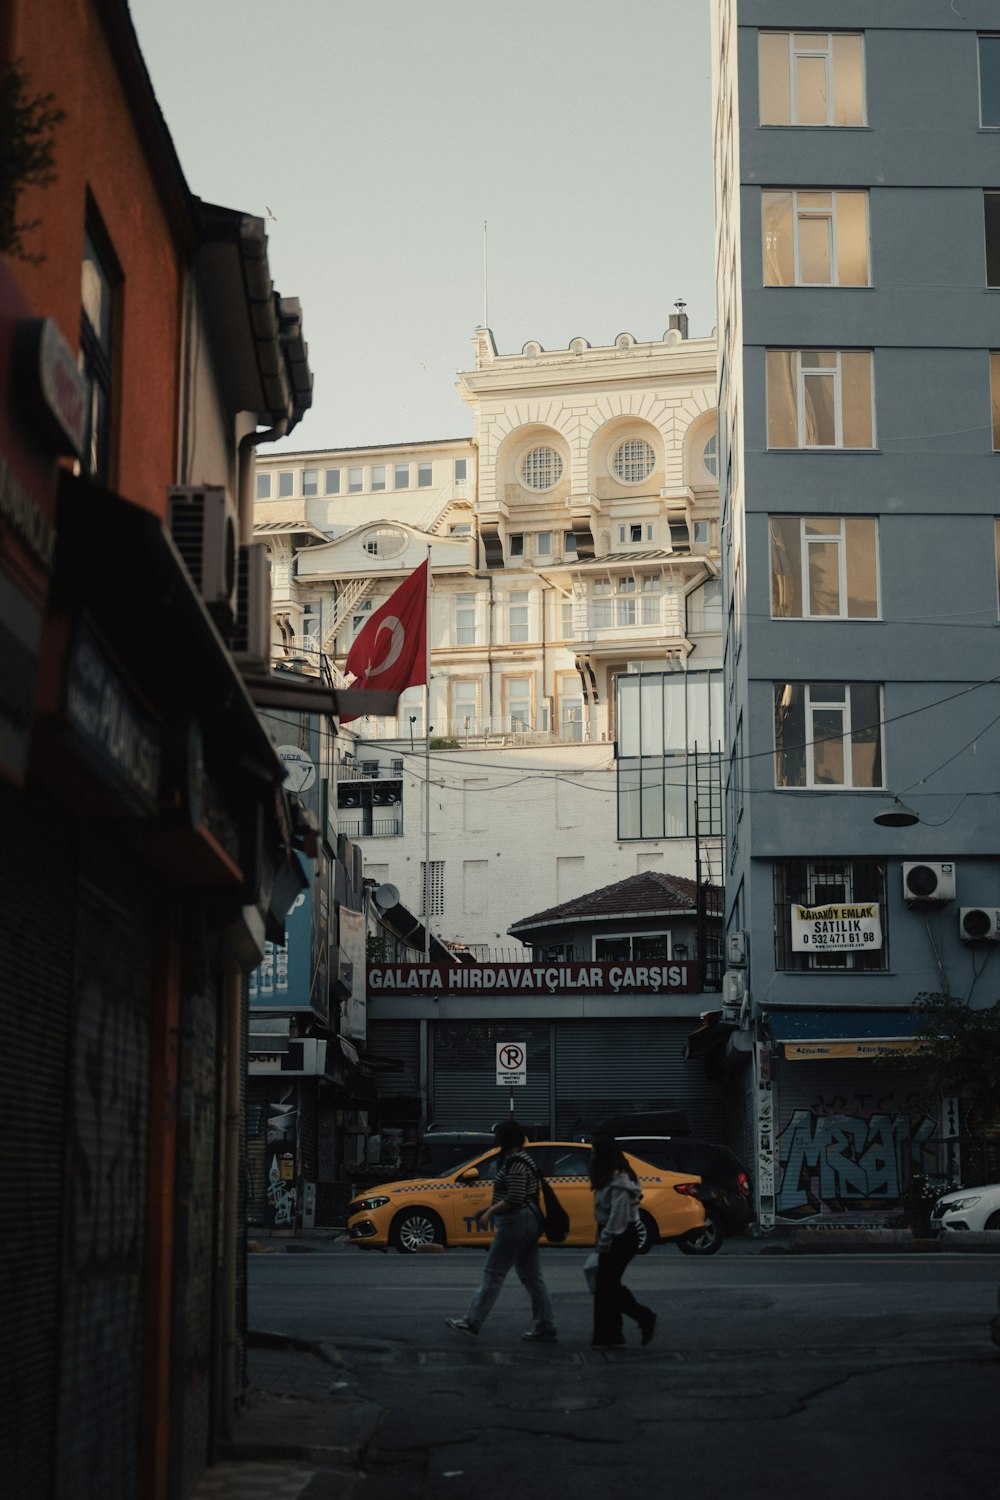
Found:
[340,560,428,722]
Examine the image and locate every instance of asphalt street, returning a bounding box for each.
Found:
[247,1244,1000,1500]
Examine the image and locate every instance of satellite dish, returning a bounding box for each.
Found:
[374,883,400,911]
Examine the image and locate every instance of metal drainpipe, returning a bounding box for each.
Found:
[237,418,289,545]
[487,575,495,722]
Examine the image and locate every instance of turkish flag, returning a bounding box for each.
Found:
[340,560,428,722]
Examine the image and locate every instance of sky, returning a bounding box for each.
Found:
[130,0,717,453]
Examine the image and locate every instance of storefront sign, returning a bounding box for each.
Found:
[13,317,87,458]
[791,902,882,953]
[64,618,161,813]
[784,1039,917,1061]
[367,959,700,996]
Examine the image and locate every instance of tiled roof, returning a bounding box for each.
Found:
[509,870,722,933]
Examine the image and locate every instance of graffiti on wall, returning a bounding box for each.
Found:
[266,1085,298,1227]
[776,1087,939,1222]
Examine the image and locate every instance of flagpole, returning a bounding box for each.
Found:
[424,544,432,962]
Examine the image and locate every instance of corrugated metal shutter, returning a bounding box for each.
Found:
[430,1022,551,1131]
[367,1021,421,1097]
[247,1080,271,1226]
[0,784,74,1500]
[554,1019,726,1140]
[56,836,153,1500]
[773,1058,939,1224]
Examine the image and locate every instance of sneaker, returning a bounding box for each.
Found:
[445,1318,478,1338]
[639,1312,658,1347]
[521,1327,557,1342]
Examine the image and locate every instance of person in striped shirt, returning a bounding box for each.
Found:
[446,1118,557,1342]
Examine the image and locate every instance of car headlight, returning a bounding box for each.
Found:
[939,1196,981,1212]
[355,1195,390,1212]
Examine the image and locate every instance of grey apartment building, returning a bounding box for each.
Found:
[712,3,1000,1227]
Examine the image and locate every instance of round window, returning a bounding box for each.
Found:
[520,446,563,491]
[612,438,656,484]
[360,526,406,559]
[702,433,718,477]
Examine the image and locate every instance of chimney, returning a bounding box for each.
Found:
[668,299,688,340]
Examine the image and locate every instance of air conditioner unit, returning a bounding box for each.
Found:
[902,861,956,905]
[230,543,272,672]
[722,971,746,1005]
[167,485,239,627]
[726,930,747,967]
[959,907,1000,943]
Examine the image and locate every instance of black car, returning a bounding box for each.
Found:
[612,1135,753,1255]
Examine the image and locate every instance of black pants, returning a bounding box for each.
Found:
[592,1222,651,1344]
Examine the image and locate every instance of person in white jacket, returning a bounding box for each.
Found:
[589,1134,657,1348]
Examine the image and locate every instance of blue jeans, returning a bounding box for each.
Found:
[465,1206,556,1333]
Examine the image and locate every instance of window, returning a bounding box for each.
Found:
[992,354,1000,448]
[693,519,713,548]
[595,933,675,962]
[774,857,887,971]
[616,577,636,626]
[558,675,583,741]
[759,31,865,127]
[763,190,869,286]
[702,433,718,476]
[455,458,468,481]
[593,581,613,628]
[535,531,553,556]
[616,668,724,840]
[455,593,477,645]
[508,590,529,642]
[619,523,643,544]
[371,464,386,491]
[986,194,1000,287]
[448,522,472,535]
[350,600,372,640]
[277,471,294,497]
[421,860,445,918]
[348,467,363,493]
[398,686,424,738]
[767,349,873,448]
[564,531,577,554]
[521,446,562,490]
[980,35,1000,127]
[561,599,574,638]
[394,463,410,489]
[361,526,405,558]
[79,226,116,483]
[505,677,531,731]
[612,438,656,483]
[417,462,433,488]
[774,682,883,788]
[325,468,341,494]
[453,679,479,732]
[302,468,319,497]
[509,533,524,557]
[255,472,272,499]
[996,519,1000,615]
[770,516,878,618]
[687,577,722,633]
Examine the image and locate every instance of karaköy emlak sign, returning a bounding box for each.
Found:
[791,903,882,953]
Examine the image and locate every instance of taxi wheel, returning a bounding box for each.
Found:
[390,1207,445,1254]
[676,1211,725,1256]
[636,1210,658,1255]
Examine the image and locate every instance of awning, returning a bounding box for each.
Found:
[766,1008,919,1060]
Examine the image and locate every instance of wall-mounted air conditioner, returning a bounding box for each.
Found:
[902,861,956,905]
[167,485,239,627]
[231,542,272,673]
[722,970,746,1005]
[959,907,1000,943]
[726,930,747,967]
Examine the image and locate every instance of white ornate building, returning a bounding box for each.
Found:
[253,318,722,957]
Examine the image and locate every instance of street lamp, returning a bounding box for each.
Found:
[873,797,920,828]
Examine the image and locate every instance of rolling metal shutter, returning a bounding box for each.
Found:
[554,1019,726,1140]
[0,785,74,1500]
[430,1022,551,1131]
[367,1021,421,1098]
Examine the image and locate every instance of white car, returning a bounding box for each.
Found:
[930,1182,1000,1234]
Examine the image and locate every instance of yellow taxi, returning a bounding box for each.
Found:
[347,1140,705,1253]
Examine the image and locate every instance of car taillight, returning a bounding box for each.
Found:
[737,1173,750,1197]
[673,1181,700,1196]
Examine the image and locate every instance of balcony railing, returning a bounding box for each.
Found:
[336,815,403,839]
[433,714,586,746]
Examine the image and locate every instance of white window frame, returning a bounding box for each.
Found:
[455,592,477,646]
[277,471,294,497]
[452,677,480,731]
[771,516,880,620]
[455,458,468,481]
[774,681,884,790]
[417,462,433,488]
[302,468,319,497]
[761,31,866,128]
[504,675,532,731]
[768,349,875,449]
[348,467,364,493]
[394,463,410,489]
[508,590,530,643]
[762,189,870,287]
[324,468,341,495]
[255,472,272,499]
[371,464,386,492]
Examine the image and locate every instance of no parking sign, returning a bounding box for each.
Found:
[496,1042,526,1087]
